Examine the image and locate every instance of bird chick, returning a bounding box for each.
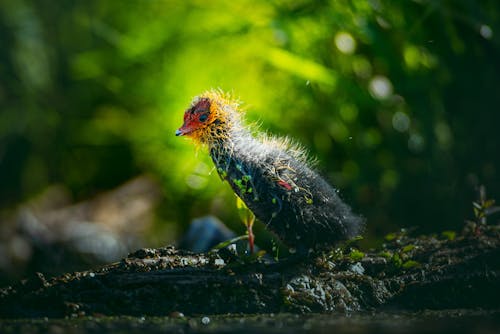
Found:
[176,90,364,253]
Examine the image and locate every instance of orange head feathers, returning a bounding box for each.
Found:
[175,90,240,145]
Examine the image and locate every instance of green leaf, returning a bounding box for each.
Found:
[349,249,365,261]
[402,260,420,269]
[211,235,248,250]
[392,253,402,267]
[402,244,415,253]
[484,199,495,208]
[472,201,482,210]
[378,251,392,259]
[385,233,397,241]
[441,230,456,240]
[236,196,255,228]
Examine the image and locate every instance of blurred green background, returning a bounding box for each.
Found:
[1,0,499,263]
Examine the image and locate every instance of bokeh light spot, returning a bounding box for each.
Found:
[392,111,410,132]
[404,45,420,70]
[369,75,393,100]
[408,133,425,152]
[362,128,382,148]
[329,121,349,142]
[380,169,399,190]
[339,104,359,123]
[480,25,493,39]
[352,56,372,78]
[434,122,453,150]
[334,31,356,55]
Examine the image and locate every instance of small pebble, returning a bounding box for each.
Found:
[349,262,365,275]
[227,243,238,255]
[170,311,185,318]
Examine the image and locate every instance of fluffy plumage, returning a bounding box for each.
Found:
[176,90,364,251]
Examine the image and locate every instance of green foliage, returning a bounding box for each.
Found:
[211,235,248,251]
[236,196,255,230]
[402,244,415,253]
[472,185,500,225]
[384,233,397,242]
[441,231,456,241]
[402,260,420,269]
[349,249,365,261]
[378,251,392,259]
[1,0,500,242]
[391,253,403,268]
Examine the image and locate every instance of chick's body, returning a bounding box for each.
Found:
[176,90,364,250]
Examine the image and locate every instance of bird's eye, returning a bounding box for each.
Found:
[199,114,208,122]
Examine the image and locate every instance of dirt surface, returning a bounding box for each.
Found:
[0,223,499,318]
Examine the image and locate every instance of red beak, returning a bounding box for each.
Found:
[175,123,195,136]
